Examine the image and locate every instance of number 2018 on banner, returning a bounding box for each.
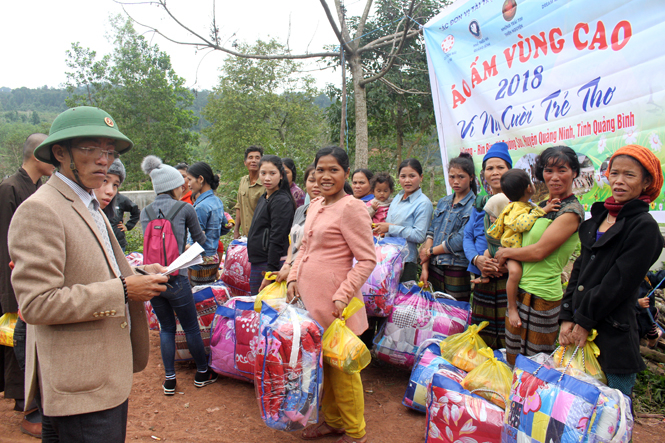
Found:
[496,66,544,100]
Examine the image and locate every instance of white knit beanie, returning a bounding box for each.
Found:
[141,155,184,194]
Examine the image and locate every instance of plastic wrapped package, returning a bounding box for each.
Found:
[502,353,633,443]
[374,283,472,369]
[552,330,607,384]
[255,303,324,431]
[145,301,160,331]
[209,296,256,382]
[0,313,18,347]
[233,298,262,375]
[322,298,371,374]
[461,347,512,409]
[358,237,408,317]
[193,282,232,306]
[221,238,251,297]
[439,321,490,372]
[125,252,144,266]
[254,273,287,312]
[426,372,505,443]
[403,339,467,413]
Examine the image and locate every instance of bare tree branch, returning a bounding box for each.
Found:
[379,77,430,95]
[352,0,375,50]
[358,29,421,54]
[333,0,353,44]
[117,0,339,59]
[361,0,417,86]
[320,0,354,55]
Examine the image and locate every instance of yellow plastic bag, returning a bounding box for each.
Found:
[0,313,18,347]
[440,321,490,372]
[322,298,371,374]
[462,347,512,409]
[553,329,607,384]
[254,272,288,312]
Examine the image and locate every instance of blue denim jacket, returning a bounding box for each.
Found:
[427,191,475,267]
[188,190,224,256]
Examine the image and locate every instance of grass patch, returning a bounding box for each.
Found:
[633,370,665,414]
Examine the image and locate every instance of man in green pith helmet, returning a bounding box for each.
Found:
[7,106,169,442]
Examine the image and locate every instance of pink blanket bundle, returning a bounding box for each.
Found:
[374,284,472,369]
[221,239,251,297]
[209,297,255,382]
[234,299,261,376]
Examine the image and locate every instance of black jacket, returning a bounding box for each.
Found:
[0,167,42,313]
[109,193,140,249]
[247,189,295,271]
[560,199,664,374]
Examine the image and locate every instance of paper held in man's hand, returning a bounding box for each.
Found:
[163,243,204,275]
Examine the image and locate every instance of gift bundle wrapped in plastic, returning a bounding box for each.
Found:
[403,339,467,413]
[461,347,512,409]
[358,237,408,317]
[254,303,324,431]
[503,351,633,443]
[439,321,491,372]
[374,283,472,369]
[426,372,505,443]
[209,296,256,382]
[221,238,251,297]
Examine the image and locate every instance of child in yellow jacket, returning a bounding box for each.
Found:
[485,169,560,328]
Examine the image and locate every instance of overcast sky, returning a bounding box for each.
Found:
[0,0,375,91]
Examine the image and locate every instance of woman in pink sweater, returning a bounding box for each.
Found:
[288,146,376,443]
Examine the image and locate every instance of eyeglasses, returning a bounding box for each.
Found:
[74,146,119,160]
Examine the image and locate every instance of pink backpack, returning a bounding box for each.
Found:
[143,201,187,270]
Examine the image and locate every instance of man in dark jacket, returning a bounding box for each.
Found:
[0,133,54,437]
[110,193,141,253]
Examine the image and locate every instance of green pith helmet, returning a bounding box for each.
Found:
[34,106,134,165]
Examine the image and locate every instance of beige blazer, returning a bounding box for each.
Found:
[8,175,149,417]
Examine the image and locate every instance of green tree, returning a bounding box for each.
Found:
[203,39,325,193]
[65,17,198,187]
[31,110,40,125]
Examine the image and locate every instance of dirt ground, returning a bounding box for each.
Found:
[1,330,664,443]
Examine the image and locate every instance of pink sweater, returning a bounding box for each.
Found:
[288,195,377,335]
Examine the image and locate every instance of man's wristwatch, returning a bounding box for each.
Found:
[429,246,434,255]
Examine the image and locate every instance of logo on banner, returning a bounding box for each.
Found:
[469,20,482,39]
[502,0,517,22]
[441,35,455,53]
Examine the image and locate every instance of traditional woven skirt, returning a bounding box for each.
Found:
[471,276,508,349]
[249,261,284,295]
[505,290,561,366]
[400,262,419,283]
[430,264,471,302]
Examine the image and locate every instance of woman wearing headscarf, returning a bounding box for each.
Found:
[558,145,664,397]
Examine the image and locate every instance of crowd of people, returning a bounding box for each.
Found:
[0,105,663,443]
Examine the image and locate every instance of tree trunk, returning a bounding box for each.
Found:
[350,56,368,169]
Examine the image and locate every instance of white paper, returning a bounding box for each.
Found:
[163,242,204,275]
